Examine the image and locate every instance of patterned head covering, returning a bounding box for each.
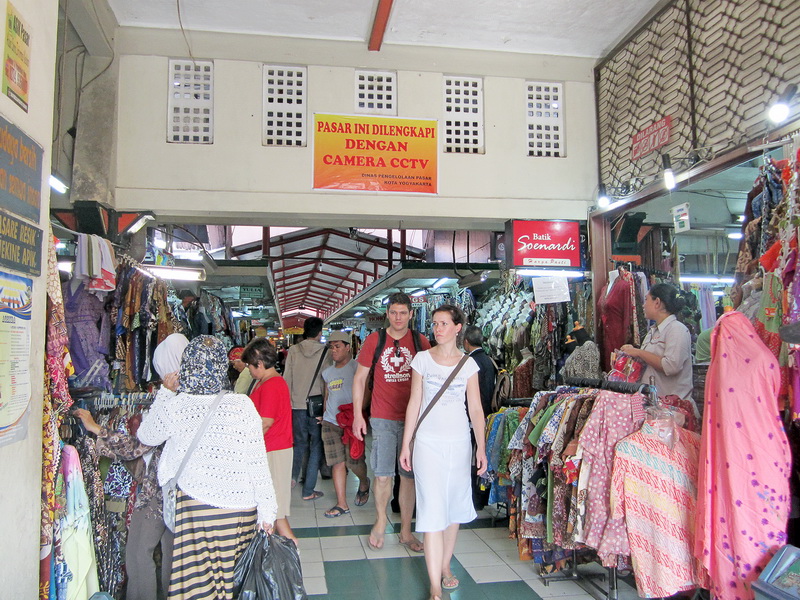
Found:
[178,335,230,395]
[228,346,244,362]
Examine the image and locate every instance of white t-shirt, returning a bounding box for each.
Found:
[410,351,479,442]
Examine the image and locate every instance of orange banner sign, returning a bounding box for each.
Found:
[313,114,437,194]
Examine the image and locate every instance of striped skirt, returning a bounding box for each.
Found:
[168,489,257,600]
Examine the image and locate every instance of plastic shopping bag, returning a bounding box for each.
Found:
[234,530,307,600]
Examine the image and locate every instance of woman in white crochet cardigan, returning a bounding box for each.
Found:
[138,335,277,600]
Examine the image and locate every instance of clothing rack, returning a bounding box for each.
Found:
[539,377,659,600]
[78,391,155,409]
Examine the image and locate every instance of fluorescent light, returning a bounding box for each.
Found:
[597,184,610,208]
[49,175,68,194]
[57,261,74,273]
[516,268,585,279]
[145,265,206,281]
[382,297,390,305]
[662,155,676,190]
[353,311,364,317]
[432,277,451,290]
[727,232,743,240]
[410,289,426,297]
[680,275,735,284]
[768,84,797,124]
[127,214,155,234]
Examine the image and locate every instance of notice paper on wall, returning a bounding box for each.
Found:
[532,276,570,305]
[0,269,32,447]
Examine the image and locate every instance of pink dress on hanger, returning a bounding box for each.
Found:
[695,311,790,600]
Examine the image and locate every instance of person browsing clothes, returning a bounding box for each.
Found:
[621,282,694,408]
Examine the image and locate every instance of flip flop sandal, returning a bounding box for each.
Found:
[354,478,370,506]
[323,506,350,518]
[399,539,424,553]
[302,490,324,501]
[442,576,459,590]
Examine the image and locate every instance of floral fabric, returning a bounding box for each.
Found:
[695,311,790,600]
[177,335,230,394]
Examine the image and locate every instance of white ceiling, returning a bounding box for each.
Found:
[106,0,667,58]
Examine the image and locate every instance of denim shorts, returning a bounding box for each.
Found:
[370,417,413,478]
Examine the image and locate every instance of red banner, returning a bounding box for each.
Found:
[631,116,671,161]
[506,220,581,267]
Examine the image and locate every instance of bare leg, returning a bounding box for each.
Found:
[274,518,297,545]
[441,523,459,579]
[369,475,392,549]
[398,476,423,550]
[331,462,349,510]
[424,530,444,599]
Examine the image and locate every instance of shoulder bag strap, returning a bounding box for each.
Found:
[410,353,471,446]
[170,389,226,486]
[304,346,329,400]
[371,329,386,369]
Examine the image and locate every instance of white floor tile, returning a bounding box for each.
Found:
[474,526,514,540]
[296,537,321,551]
[322,545,367,561]
[465,564,520,583]
[455,550,505,567]
[303,576,328,595]
[351,511,376,525]
[509,562,538,580]
[525,578,591,597]
[320,534,363,549]
[301,561,326,578]
[453,536,490,554]
[298,548,323,563]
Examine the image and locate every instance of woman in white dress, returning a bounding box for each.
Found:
[400,304,487,600]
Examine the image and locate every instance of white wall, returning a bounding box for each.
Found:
[112,28,599,230]
[0,0,58,595]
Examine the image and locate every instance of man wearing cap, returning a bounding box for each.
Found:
[320,331,370,518]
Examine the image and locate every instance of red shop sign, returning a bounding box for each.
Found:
[506,220,581,268]
[631,116,671,161]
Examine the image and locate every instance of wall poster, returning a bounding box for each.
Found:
[313,113,438,194]
[3,1,30,112]
[0,268,31,447]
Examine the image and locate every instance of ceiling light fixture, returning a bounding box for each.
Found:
[410,289,426,297]
[662,154,676,190]
[353,311,364,317]
[727,232,743,240]
[768,84,797,124]
[432,277,450,290]
[457,270,490,288]
[49,174,69,194]
[680,275,735,284]
[124,213,156,235]
[515,268,585,278]
[597,183,610,208]
[145,265,207,281]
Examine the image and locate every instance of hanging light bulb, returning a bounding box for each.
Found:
[768,84,797,124]
[662,154,676,190]
[597,183,610,208]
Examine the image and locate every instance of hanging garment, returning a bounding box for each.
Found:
[695,311,790,600]
[578,390,646,566]
[610,424,702,597]
[62,280,111,390]
[598,274,633,371]
[59,445,100,600]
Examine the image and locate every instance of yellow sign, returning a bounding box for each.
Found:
[3,2,30,112]
[313,114,437,194]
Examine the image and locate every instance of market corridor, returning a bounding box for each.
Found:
[291,470,639,600]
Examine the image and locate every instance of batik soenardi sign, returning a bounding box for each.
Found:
[505,220,581,268]
[313,114,437,193]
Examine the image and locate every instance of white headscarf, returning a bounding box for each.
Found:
[152,333,189,379]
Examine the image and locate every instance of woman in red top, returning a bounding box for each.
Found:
[242,338,297,544]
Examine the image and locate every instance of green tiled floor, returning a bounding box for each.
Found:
[289,457,640,600]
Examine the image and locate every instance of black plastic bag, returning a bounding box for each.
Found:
[235,530,307,600]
